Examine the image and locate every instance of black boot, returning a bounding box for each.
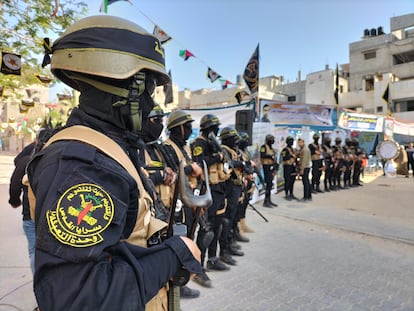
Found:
[269,199,278,207]
[234,229,249,243]
[263,191,272,207]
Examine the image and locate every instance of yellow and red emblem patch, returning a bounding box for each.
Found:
[47,183,114,248]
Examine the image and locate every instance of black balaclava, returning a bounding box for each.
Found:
[267,138,275,147]
[286,139,293,147]
[170,122,193,146]
[222,136,238,149]
[77,74,155,135]
[141,117,164,143]
[238,140,248,151]
[202,125,219,138]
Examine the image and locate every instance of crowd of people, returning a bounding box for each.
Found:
[258,133,369,207]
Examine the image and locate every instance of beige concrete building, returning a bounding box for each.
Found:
[175,13,414,124]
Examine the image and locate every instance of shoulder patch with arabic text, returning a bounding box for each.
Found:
[47,183,114,248]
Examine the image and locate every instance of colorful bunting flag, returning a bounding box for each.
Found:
[207,67,221,83]
[1,52,21,75]
[243,44,259,94]
[57,93,73,101]
[179,49,194,61]
[36,74,54,84]
[153,25,172,44]
[163,70,174,105]
[234,89,249,104]
[100,0,130,13]
[220,79,233,90]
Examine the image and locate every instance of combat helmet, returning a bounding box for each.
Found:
[44,15,170,133]
[167,110,194,130]
[219,126,239,141]
[238,131,249,143]
[147,104,165,119]
[48,15,169,91]
[286,136,294,144]
[200,114,221,130]
[265,134,275,143]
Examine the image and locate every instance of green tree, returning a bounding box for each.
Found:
[0,0,88,88]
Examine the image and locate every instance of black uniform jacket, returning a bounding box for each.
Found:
[27,109,201,311]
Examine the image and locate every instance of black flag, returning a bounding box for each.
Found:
[243,44,259,94]
[164,70,173,105]
[382,83,393,116]
[334,64,339,106]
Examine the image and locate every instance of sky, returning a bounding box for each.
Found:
[58,0,414,93]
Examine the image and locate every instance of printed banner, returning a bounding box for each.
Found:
[338,110,384,132]
[260,100,334,127]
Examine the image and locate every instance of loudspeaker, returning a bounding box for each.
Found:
[235,109,254,146]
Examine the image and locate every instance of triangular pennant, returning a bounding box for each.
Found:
[220,79,233,90]
[179,49,194,61]
[153,25,172,44]
[207,67,221,83]
[36,74,54,84]
[234,90,250,104]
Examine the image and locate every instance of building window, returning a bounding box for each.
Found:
[393,50,414,65]
[395,100,414,112]
[364,51,376,60]
[377,106,383,113]
[365,77,374,91]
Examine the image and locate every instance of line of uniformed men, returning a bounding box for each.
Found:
[140,109,257,297]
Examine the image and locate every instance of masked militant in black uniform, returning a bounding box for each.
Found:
[237,132,256,234]
[191,114,231,282]
[309,133,324,193]
[260,134,279,207]
[351,138,363,186]
[322,137,334,192]
[26,15,201,311]
[281,136,298,200]
[343,138,354,188]
[332,137,345,190]
[219,127,249,249]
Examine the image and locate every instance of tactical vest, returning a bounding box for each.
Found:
[282,147,296,165]
[143,148,172,208]
[222,145,243,186]
[334,145,343,159]
[260,144,275,165]
[311,143,323,161]
[165,138,198,187]
[195,135,229,184]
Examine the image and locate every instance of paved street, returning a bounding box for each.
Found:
[0,153,413,311]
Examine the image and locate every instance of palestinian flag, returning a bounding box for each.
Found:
[220,79,233,89]
[179,49,194,61]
